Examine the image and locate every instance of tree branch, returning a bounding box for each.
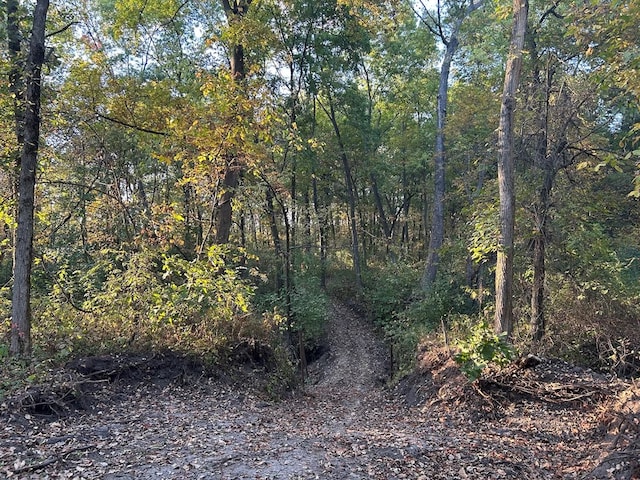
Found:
[96,112,168,136]
[46,21,79,38]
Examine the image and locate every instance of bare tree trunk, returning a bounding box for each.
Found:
[312,175,327,289]
[370,172,391,243]
[420,0,483,291]
[265,186,284,291]
[422,34,457,290]
[10,0,49,358]
[530,177,550,341]
[495,0,528,338]
[215,163,240,244]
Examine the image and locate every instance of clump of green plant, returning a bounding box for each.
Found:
[33,245,268,359]
[291,272,329,347]
[363,263,419,326]
[364,265,476,374]
[454,321,516,381]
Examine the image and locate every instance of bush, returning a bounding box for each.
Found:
[454,320,516,381]
[33,246,269,360]
[363,263,419,326]
[363,264,477,374]
[291,272,329,347]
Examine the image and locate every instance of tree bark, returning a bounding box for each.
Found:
[494,0,528,337]
[10,0,49,357]
[370,172,392,246]
[265,186,284,291]
[312,174,327,289]
[530,168,553,341]
[421,34,456,290]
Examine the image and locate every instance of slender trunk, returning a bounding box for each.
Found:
[217,1,251,243]
[529,37,550,342]
[312,175,327,289]
[215,164,239,244]
[303,189,311,254]
[421,0,483,291]
[370,172,391,244]
[6,0,23,292]
[401,166,411,248]
[321,94,363,293]
[10,0,49,358]
[495,0,528,338]
[422,34,458,291]
[265,186,284,290]
[530,215,545,341]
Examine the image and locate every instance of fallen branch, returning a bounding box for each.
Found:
[13,444,96,474]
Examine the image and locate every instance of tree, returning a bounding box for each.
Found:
[494,0,527,338]
[416,0,484,291]
[216,0,252,244]
[10,0,50,357]
[569,0,640,196]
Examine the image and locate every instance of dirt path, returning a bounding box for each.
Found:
[1,302,612,479]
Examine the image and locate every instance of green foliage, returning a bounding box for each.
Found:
[253,256,329,349]
[291,271,329,346]
[33,246,268,359]
[454,321,516,381]
[364,263,419,326]
[364,264,475,374]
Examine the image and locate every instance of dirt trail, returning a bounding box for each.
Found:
[1,302,610,479]
[309,301,386,393]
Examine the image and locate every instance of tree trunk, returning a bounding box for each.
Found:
[215,163,240,244]
[370,172,392,250]
[420,0,483,291]
[265,186,284,291]
[312,174,327,289]
[494,0,528,338]
[530,183,549,341]
[422,34,457,291]
[216,1,251,244]
[324,94,363,294]
[10,0,49,358]
[528,36,551,342]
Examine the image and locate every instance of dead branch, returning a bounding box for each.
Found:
[13,444,96,474]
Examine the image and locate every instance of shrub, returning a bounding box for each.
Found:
[454,320,516,381]
[291,272,329,347]
[33,246,268,360]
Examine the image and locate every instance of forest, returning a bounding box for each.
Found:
[1,0,640,476]
[2,0,639,372]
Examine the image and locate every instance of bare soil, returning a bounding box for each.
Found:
[1,301,638,479]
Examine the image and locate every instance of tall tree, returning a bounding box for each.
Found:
[416,0,483,291]
[216,0,252,244]
[318,90,364,292]
[10,0,50,357]
[494,0,527,337]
